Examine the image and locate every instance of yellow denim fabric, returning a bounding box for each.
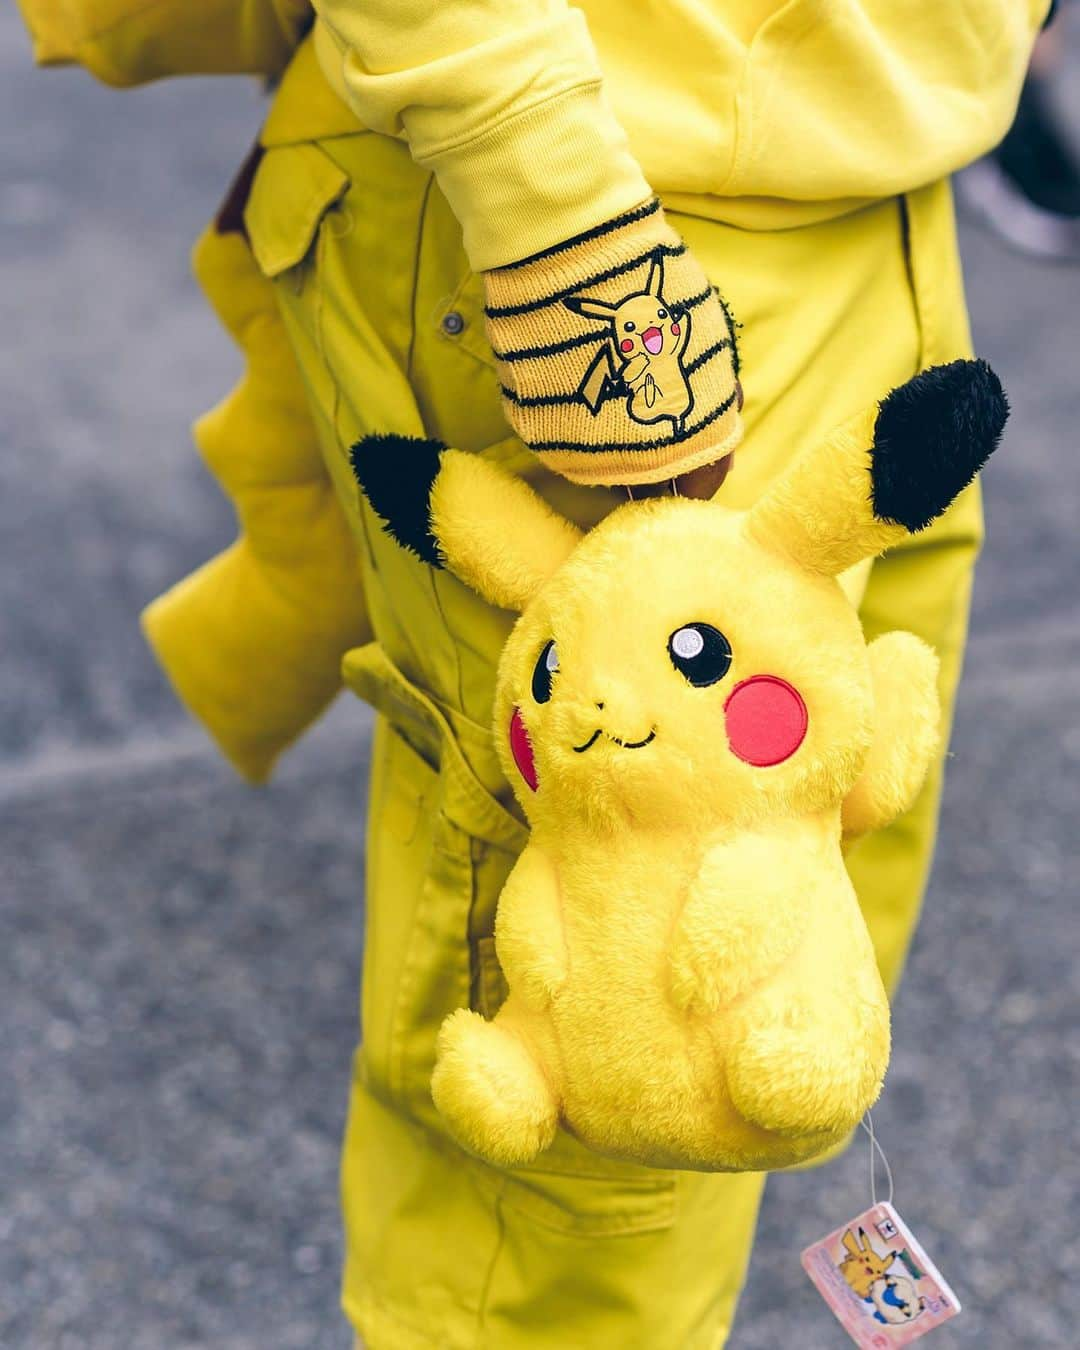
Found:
[175,39,984,1347]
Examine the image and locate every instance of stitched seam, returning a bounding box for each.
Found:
[475,1179,510,1343]
[406,173,437,382]
[412,76,606,164]
[313,212,329,367]
[429,565,466,759]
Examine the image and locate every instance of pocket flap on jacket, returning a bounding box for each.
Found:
[341,641,530,853]
[244,143,349,278]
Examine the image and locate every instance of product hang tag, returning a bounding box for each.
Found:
[801,1201,961,1347]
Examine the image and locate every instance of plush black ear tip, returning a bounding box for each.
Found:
[348,433,447,567]
[871,358,1009,532]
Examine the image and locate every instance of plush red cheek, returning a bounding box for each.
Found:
[509,706,538,791]
[620,338,635,353]
[724,676,807,767]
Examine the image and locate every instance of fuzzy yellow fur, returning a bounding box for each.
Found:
[746,406,906,575]
[428,405,950,1172]
[430,450,581,612]
[842,633,941,840]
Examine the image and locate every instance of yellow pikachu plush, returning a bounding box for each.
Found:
[350,359,1007,1173]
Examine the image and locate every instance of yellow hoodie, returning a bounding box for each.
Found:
[311,0,1051,267]
[19,0,1048,269]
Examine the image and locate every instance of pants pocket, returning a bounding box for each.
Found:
[346,643,527,1127]
[359,717,444,1113]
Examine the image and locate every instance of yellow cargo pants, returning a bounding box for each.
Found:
[230,37,983,1350]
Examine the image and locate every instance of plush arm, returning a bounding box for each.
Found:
[493,845,567,1009]
[842,631,941,840]
[669,829,809,1015]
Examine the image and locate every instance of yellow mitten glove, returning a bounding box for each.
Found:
[483,197,742,487]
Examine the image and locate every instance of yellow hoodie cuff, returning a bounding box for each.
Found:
[418,80,652,272]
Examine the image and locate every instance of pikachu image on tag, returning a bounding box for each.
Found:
[803,1202,961,1347]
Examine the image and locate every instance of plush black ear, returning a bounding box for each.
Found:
[871,359,1009,531]
[348,433,446,567]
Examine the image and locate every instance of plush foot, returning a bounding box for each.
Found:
[431,1009,558,1167]
[726,1007,890,1140]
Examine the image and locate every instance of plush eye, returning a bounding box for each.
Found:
[623,321,636,332]
[532,640,558,703]
[668,623,732,687]
[657,309,667,319]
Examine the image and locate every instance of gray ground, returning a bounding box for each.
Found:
[1,9,1078,1348]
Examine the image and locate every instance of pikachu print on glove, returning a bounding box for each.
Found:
[565,253,699,434]
[350,359,1007,1173]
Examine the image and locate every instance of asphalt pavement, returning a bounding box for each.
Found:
[2,10,1078,1348]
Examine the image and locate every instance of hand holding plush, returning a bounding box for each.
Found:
[351,360,1007,1172]
[482,198,743,487]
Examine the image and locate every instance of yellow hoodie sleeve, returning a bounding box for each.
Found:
[312,0,652,271]
[312,1,1049,262]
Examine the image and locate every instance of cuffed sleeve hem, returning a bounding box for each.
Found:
[423,81,652,271]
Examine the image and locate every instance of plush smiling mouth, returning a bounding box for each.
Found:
[573,729,656,754]
[641,326,663,355]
